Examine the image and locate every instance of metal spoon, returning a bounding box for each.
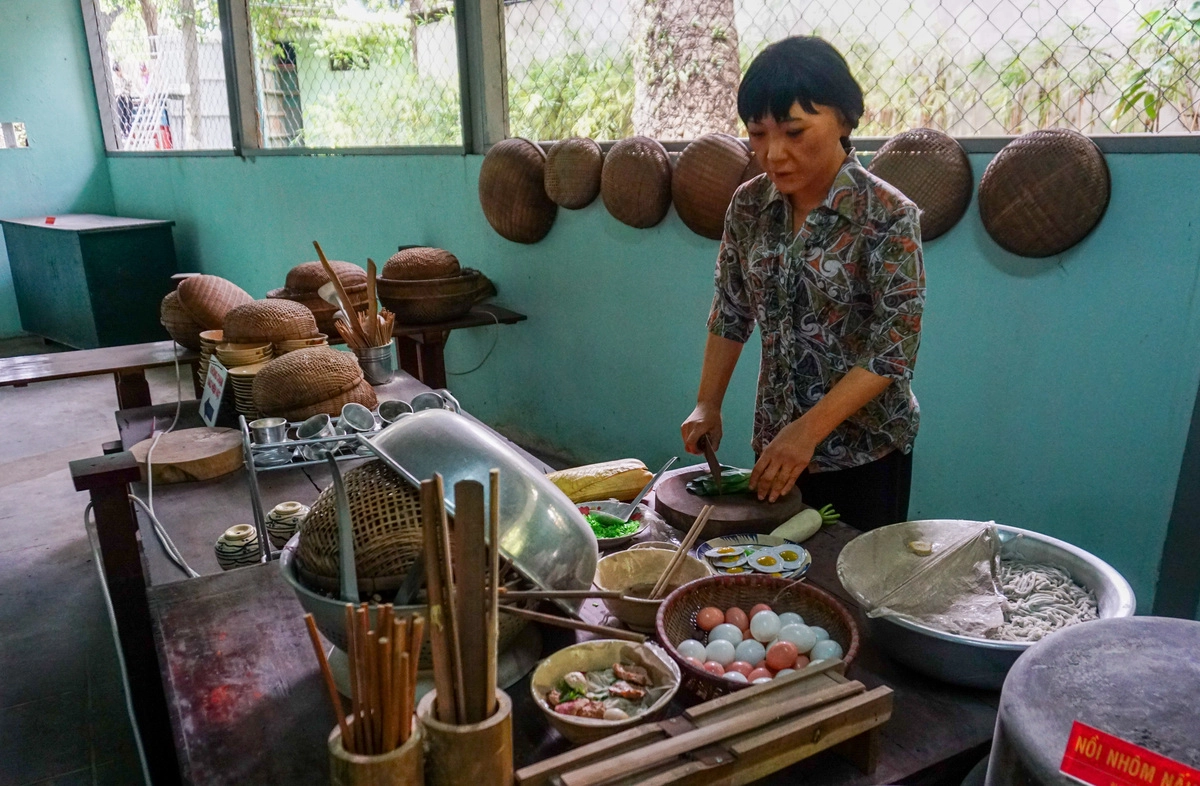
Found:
[622,456,678,522]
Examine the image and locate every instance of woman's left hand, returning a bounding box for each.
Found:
[750,421,817,502]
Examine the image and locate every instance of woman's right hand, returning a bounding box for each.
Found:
[681,404,722,456]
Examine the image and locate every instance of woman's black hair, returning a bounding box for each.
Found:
[737,36,864,140]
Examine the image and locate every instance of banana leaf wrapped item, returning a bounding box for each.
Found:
[685,466,753,497]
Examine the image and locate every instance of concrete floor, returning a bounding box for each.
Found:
[0,337,194,786]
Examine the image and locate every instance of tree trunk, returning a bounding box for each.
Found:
[180,0,203,146]
[632,0,740,139]
[139,0,160,53]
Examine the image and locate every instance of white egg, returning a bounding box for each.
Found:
[710,623,744,644]
[777,612,804,628]
[604,708,629,721]
[775,668,795,677]
[723,671,749,683]
[809,626,830,642]
[752,677,773,684]
[705,638,736,666]
[678,639,707,661]
[734,639,766,665]
[749,610,781,642]
[777,624,817,654]
[810,639,843,661]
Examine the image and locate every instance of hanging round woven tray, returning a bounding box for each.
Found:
[252,346,364,417]
[176,275,254,330]
[978,128,1110,258]
[544,137,604,209]
[868,128,973,242]
[479,138,557,244]
[601,136,673,228]
[283,260,368,294]
[672,133,751,240]
[741,152,765,184]
[160,291,203,350]
[223,299,321,344]
[382,247,461,280]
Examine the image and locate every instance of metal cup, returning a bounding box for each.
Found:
[378,399,413,424]
[340,403,376,433]
[410,389,461,413]
[248,417,288,445]
[352,339,396,386]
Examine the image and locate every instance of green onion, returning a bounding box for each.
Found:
[586,511,639,539]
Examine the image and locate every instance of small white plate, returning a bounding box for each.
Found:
[696,534,811,580]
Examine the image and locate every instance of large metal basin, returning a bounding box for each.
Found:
[838,520,1136,690]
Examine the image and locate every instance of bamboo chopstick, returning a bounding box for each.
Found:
[433,473,468,724]
[344,603,365,754]
[366,258,380,347]
[314,240,369,345]
[421,479,458,724]
[304,614,351,748]
[498,589,624,601]
[487,469,501,717]
[650,505,714,600]
[498,604,648,643]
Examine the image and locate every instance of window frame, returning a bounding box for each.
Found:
[82,0,1200,158]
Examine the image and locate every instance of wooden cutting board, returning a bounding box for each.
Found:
[129,427,244,484]
[653,465,806,538]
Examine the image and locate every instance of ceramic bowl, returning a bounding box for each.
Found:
[594,548,711,633]
[577,500,663,550]
[215,524,261,570]
[266,501,310,549]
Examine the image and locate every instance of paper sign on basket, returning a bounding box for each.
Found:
[200,358,228,427]
[1061,720,1199,786]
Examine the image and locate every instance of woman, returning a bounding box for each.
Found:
[680,36,925,531]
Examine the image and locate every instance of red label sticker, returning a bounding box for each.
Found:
[1061,721,1200,786]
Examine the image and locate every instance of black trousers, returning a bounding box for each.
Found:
[795,449,913,531]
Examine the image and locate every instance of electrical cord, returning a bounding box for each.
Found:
[446,309,501,376]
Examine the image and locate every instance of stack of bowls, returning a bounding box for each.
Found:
[274,333,329,355]
[216,341,273,369]
[228,361,269,419]
[198,329,223,387]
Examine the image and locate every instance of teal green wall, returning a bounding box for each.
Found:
[107,150,1200,614]
[0,0,116,337]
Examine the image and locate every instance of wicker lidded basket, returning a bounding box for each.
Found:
[160,290,203,350]
[868,128,973,242]
[601,136,673,228]
[223,299,321,344]
[672,133,752,240]
[176,275,254,330]
[381,247,461,281]
[545,137,604,210]
[479,137,557,244]
[656,574,860,701]
[978,128,1111,258]
[267,261,369,336]
[377,272,497,325]
[252,346,377,420]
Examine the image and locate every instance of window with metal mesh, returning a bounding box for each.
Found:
[91,0,234,151]
[247,0,463,148]
[505,0,1200,141]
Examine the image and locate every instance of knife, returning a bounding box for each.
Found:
[621,455,678,522]
[699,434,724,494]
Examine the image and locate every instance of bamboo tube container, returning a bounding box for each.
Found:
[417,689,513,786]
[328,718,423,786]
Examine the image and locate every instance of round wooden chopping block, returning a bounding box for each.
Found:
[652,466,805,538]
[129,428,244,484]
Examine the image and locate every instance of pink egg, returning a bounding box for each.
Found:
[684,656,705,669]
[724,607,749,631]
[697,607,724,632]
[766,641,799,672]
[747,667,773,682]
[749,603,773,618]
[702,660,726,676]
[794,654,811,670]
[725,661,753,677]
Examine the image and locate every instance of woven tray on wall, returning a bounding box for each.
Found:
[978,128,1111,258]
[479,138,558,244]
[176,275,254,330]
[868,128,973,242]
[545,137,604,209]
[601,136,673,229]
[672,133,752,240]
[741,152,765,183]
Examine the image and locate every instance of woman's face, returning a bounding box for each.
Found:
[746,102,850,200]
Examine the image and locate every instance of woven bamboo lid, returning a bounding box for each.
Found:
[252,346,364,416]
[601,136,673,228]
[672,133,751,240]
[176,275,253,330]
[545,137,604,209]
[978,129,1110,258]
[868,128,973,242]
[479,137,557,244]
[283,261,368,294]
[382,247,461,280]
[278,378,378,422]
[223,299,320,344]
[742,152,764,183]
[160,291,203,351]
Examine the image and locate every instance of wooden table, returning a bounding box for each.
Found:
[74,383,998,785]
[391,303,526,389]
[1,339,201,408]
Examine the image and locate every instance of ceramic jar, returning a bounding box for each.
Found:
[214,524,261,570]
[266,501,310,549]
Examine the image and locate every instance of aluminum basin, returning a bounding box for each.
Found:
[838,520,1136,690]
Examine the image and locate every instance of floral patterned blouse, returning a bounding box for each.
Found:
[707,152,925,471]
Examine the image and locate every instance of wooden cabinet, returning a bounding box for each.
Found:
[1,214,178,348]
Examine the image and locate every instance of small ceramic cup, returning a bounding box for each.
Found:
[214,524,261,570]
[266,501,310,550]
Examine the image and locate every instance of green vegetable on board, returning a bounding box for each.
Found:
[685,466,753,497]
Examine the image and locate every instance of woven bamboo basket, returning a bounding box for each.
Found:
[252,347,364,417]
[284,260,367,293]
[378,279,497,326]
[978,128,1110,258]
[742,153,765,183]
[868,128,973,242]
[176,275,254,330]
[479,137,557,244]
[544,137,603,209]
[160,291,203,350]
[375,268,490,298]
[382,247,461,281]
[223,299,321,344]
[601,136,673,229]
[672,133,752,240]
[265,287,368,337]
[656,574,860,700]
[280,379,378,421]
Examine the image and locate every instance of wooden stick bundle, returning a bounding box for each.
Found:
[305,605,425,755]
[649,504,714,600]
[314,241,394,349]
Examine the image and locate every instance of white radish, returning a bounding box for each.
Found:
[770,508,823,542]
